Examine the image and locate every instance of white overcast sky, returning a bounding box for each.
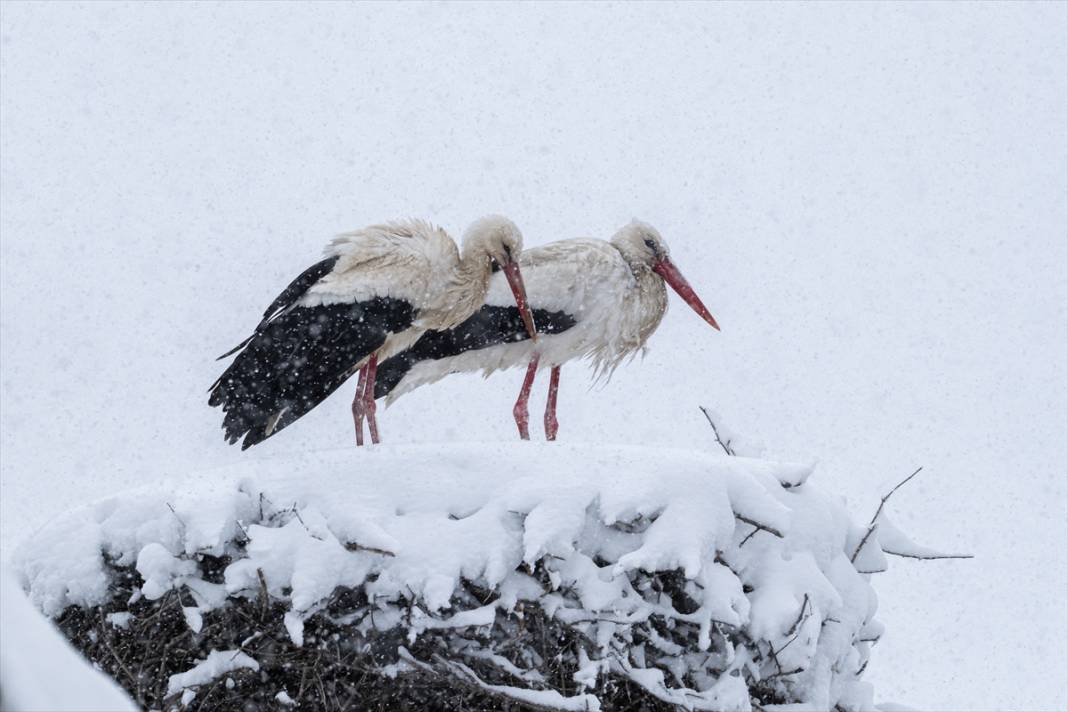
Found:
[1,3,1065,709]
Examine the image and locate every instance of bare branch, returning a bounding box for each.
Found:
[850,524,880,565]
[699,406,735,456]
[773,595,812,657]
[291,503,307,529]
[344,541,396,557]
[739,527,760,548]
[785,594,810,637]
[851,467,922,563]
[867,467,923,529]
[165,502,186,529]
[883,550,974,561]
[97,609,143,704]
[764,666,805,679]
[734,513,783,539]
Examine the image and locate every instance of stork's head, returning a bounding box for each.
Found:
[611,220,720,331]
[463,215,523,266]
[463,215,537,340]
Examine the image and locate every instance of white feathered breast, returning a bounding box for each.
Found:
[389,239,668,401]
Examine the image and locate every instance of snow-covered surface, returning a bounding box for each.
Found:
[12,444,956,709]
[1,4,1065,710]
[0,566,136,712]
[165,649,260,697]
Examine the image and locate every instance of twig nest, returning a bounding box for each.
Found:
[12,444,948,710]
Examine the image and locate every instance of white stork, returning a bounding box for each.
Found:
[373,220,719,439]
[209,216,536,448]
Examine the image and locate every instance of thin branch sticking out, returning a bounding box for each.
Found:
[850,467,922,563]
[165,503,186,529]
[735,514,784,539]
[883,549,973,562]
[849,467,974,565]
[849,526,879,565]
[866,467,924,529]
[773,594,812,657]
[738,527,761,548]
[699,406,735,456]
[784,594,811,638]
[344,542,396,557]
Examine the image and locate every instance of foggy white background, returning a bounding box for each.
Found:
[1,3,1065,709]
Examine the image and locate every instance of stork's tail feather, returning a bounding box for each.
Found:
[374,305,576,401]
[214,256,341,362]
[216,334,255,361]
[209,297,414,448]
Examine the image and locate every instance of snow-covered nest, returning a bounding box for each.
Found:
[12,443,957,711]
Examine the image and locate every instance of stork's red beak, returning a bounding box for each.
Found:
[502,261,538,342]
[653,258,720,330]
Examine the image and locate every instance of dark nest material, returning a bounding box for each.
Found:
[57,551,800,712]
[56,540,824,712]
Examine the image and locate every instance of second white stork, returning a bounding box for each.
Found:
[209,216,536,448]
[373,220,719,439]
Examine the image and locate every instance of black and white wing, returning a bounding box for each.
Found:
[373,304,575,401]
[209,256,415,449]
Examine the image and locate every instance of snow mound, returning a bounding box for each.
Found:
[0,566,137,712]
[12,443,943,711]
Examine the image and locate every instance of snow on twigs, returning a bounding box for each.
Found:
[165,649,260,697]
[12,443,963,710]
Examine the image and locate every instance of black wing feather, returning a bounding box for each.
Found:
[374,305,576,400]
[215,256,341,361]
[210,288,413,449]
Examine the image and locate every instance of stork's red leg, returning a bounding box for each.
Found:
[544,365,561,441]
[513,355,539,440]
[364,354,380,445]
[352,364,368,447]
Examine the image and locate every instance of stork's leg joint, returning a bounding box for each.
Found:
[364,354,380,445]
[353,365,368,447]
[544,365,561,441]
[513,402,530,440]
[514,356,539,441]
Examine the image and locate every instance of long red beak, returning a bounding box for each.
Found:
[502,261,538,342]
[653,258,720,330]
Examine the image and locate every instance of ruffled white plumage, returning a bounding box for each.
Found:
[387,235,668,402]
[300,219,456,311]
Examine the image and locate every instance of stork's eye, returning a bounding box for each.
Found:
[644,238,657,251]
